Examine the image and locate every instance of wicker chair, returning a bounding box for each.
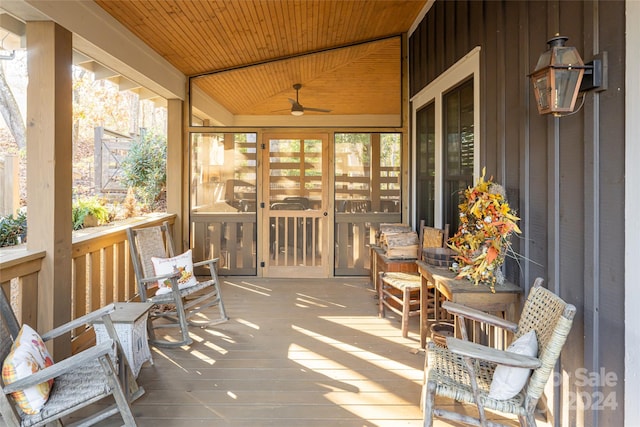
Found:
[127,221,228,348]
[423,278,576,427]
[0,288,138,427]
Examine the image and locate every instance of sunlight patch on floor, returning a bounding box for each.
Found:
[290,325,423,382]
[150,347,190,373]
[296,292,347,308]
[287,343,422,422]
[321,315,423,345]
[234,317,261,330]
[222,279,272,296]
[202,328,236,344]
[186,331,229,356]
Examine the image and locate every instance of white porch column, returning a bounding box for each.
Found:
[166,98,185,249]
[26,22,73,359]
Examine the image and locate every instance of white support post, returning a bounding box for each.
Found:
[166,98,184,250]
[26,22,73,359]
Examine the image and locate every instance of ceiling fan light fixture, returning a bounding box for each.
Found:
[287,83,330,116]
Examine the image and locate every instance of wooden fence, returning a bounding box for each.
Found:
[0,155,19,216]
[94,127,135,194]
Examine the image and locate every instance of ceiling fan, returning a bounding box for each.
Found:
[288,83,332,116]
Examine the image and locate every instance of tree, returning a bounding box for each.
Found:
[0,61,25,149]
[120,131,167,208]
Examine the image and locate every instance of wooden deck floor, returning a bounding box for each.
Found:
[69,277,548,426]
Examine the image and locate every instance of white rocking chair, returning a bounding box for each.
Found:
[127,221,228,347]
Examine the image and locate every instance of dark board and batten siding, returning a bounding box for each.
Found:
[409,1,625,426]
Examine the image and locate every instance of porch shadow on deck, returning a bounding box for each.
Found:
[64,277,547,426]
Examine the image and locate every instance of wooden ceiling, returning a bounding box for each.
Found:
[94,0,427,120]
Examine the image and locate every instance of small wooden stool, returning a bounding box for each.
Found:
[379,271,433,337]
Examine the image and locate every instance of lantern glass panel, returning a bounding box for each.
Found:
[553,47,584,67]
[535,50,553,71]
[533,73,550,111]
[552,68,584,111]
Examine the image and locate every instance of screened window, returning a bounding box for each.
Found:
[411,47,479,234]
[190,133,257,275]
[443,79,474,232]
[415,102,435,226]
[334,133,401,275]
[334,133,401,213]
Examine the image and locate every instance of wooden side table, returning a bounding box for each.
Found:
[94,302,154,378]
[416,261,523,349]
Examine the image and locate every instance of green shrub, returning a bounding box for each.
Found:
[120,131,167,209]
[0,210,27,247]
[72,197,111,230]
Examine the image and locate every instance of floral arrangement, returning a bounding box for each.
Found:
[447,169,521,292]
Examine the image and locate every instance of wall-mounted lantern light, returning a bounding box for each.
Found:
[530,35,607,117]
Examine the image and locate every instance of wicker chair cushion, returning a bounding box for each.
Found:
[20,359,113,427]
[488,330,538,400]
[1,325,55,415]
[151,249,198,295]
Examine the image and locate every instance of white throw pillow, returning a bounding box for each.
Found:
[151,249,198,295]
[1,324,55,414]
[488,330,538,400]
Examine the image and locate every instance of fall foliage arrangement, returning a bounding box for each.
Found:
[448,169,521,291]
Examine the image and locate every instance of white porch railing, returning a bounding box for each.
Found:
[0,213,175,352]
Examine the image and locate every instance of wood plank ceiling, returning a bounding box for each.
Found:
[94,0,427,119]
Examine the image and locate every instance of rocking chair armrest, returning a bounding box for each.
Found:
[41,304,115,341]
[2,340,115,394]
[193,257,220,268]
[446,337,541,369]
[442,301,518,333]
[139,270,181,285]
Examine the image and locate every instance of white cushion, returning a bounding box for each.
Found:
[488,330,538,400]
[151,249,198,295]
[1,324,55,414]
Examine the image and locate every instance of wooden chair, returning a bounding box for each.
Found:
[378,222,449,338]
[0,288,138,427]
[419,224,449,250]
[423,278,576,427]
[419,224,451,321]
[378,271,422,338]
[127,221,228,348]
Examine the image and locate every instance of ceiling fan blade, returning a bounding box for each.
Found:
[303,106,332,113]
[287,98,300,107]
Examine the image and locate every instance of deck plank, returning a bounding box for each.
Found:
[63,277,547,426]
